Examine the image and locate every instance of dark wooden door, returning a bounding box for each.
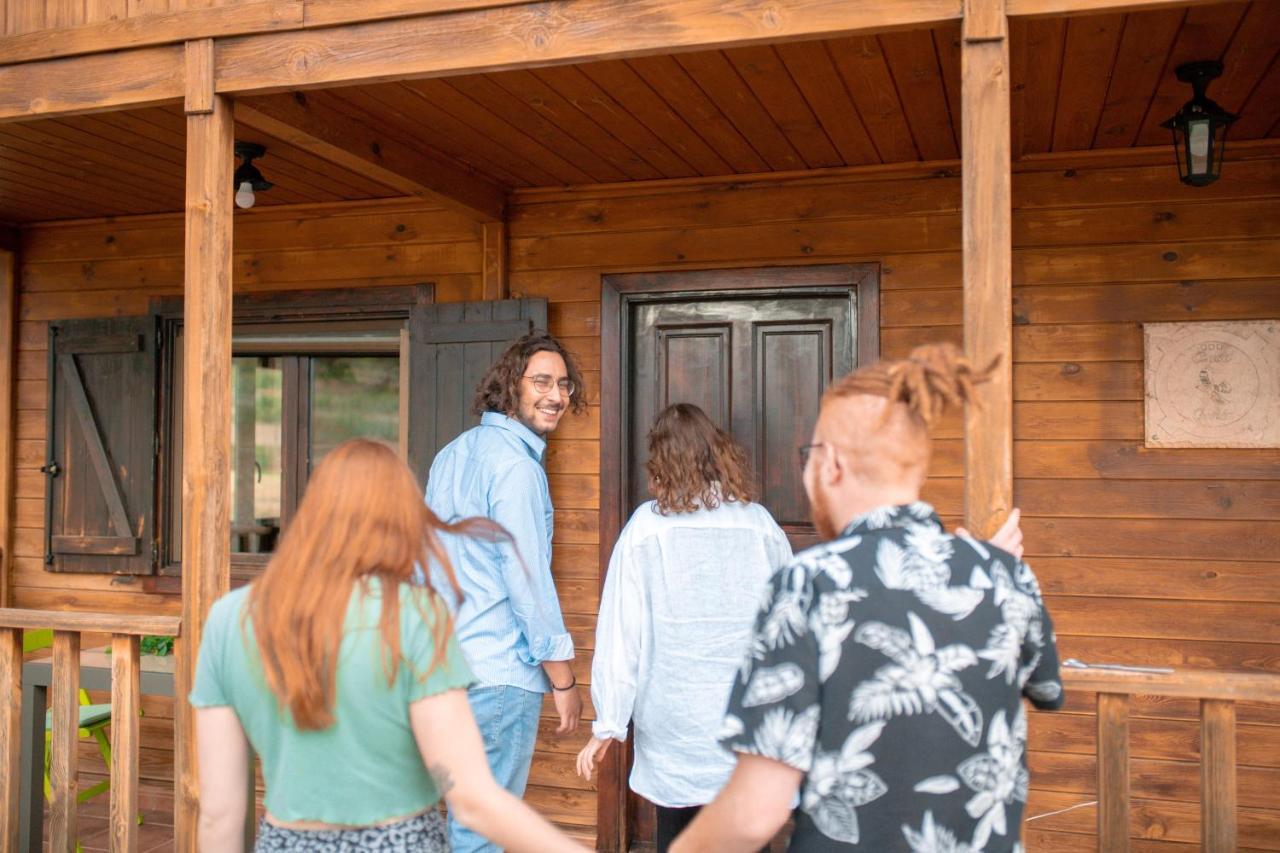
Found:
[622,288,857,846]
[627,293,855,551]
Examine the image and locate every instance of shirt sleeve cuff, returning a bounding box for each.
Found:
[592,721,628,741]
[522,631,575,665]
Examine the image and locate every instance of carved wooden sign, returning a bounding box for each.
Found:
[1144,320,1280,448]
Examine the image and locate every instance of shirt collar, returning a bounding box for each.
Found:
[481,411,547,461]
[841,501,944,538]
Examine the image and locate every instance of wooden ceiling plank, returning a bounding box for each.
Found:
[0,44,183,122]
[577,59,732,176]
[1051,13,1125,151]
[349,83,541,188]
[1211,1,1280,115]
[1133,1,1251,146]
[774,40,881,166]
[1232,49,1280,139]
[828,35,920,162]
[1012,17,1068,155]
[0,122,187,201]
[445,74,631,182]
[406,77,595,185]
[721,44,843,169]
[934,24,964,157]
[626,54,770,173]
[879,27,959,160]
[489,70,664,181]
[231,121,400,202]
[235,91,507,221]
[1091,9,1184,149]
[1008,0,1254,17]
[0,136,178,211]
[214,0,964,96]
[0,165,135,219]
[674,49,805,172]
[531,65,698,178]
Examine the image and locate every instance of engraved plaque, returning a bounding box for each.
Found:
[1144,320,1280,448]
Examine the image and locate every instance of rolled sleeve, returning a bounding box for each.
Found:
[490,459,574,665]
[720,562,822,773]
[590,526,647,741]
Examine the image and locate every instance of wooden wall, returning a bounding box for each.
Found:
[3,0,251,34]
[12,143,1280,848]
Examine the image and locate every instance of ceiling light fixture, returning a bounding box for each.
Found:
[233,141,273,209]
[1161,61,1237,187]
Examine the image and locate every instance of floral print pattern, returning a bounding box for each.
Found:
[253,808,447,852]
[721,504,1063,851]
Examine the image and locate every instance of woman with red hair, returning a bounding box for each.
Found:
[191,438,584,852]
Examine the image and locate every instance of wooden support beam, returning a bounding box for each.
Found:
[110,634,141,853]
[1201,699,1238,852]
[0,629,20,852]
[214,0,962,95]
[236,94,505,222]
[0,248,13,609]
[175,85,234,852]
[961,0,1012,538]
[1007,0,1238,18]
[0,45,183,122]
[49,631,80,853]
[482,221,508,300]
[1097,692,1131,853]
[185,39,216,115]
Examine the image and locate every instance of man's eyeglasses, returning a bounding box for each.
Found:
[523,374,576,396]
[797,443,826,467]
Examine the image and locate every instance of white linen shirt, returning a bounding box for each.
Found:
[591,498,792,807]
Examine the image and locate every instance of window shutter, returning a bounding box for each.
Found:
[44,316,158,574]
[407,298,548,485]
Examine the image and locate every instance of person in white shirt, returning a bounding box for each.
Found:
[575,403,793,852]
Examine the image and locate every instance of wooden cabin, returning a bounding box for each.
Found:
[0,0,1277,850]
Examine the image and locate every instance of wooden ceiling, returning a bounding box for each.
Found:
[2,1,1277,224]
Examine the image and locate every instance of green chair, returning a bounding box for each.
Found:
[23,628,142,847]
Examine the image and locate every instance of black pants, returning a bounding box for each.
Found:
[655,805,772,853]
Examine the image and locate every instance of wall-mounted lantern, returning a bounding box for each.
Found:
[1161,60,1237,187]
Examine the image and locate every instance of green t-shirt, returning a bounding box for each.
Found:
[189,579,474,825]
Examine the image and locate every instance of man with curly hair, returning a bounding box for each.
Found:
[425,332,588,853]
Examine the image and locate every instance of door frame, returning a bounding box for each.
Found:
[596,263,879,851]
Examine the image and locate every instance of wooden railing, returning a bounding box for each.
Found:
[1061,663,1280,853]
[0,608,182,853]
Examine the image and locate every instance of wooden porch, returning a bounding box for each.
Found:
[0,0,1278,850]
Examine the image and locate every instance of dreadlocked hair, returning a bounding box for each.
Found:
[826,342,998,427]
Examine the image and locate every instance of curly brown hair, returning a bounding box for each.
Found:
[646,403,756,515]
[471,332,589,417]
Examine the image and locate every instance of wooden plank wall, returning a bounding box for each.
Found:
[12,144,1280,847]
[503,148,1280,850]
[2,0,255,35]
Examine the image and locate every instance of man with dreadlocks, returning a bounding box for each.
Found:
[672,343,1063,853]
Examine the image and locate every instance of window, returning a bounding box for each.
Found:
[43,288,547,578]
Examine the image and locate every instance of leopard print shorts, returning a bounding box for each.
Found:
[253,808,449,852]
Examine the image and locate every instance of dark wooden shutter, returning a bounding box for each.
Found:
[44,316,158,574]
[407,298,548,485]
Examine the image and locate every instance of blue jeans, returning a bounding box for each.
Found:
[448,684,544,853]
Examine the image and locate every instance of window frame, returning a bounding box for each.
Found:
[153,284,432,580]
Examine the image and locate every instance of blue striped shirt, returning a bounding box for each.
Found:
[425,412,573,692]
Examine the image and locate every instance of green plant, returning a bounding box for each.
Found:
[140,635,174,657]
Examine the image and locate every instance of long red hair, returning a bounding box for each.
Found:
[246,438,491,730]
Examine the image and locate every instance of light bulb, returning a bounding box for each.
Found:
[235,181,256,209]
[1188,120,1210,174]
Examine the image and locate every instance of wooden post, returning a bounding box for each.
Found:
[0,248,15,609]
[1201,699,1238,852]
[0,627,21,851]
[1097,692,1130,853]
[175,37,234,853]
[961,0,1013,537]
[481,220,508,301]
[49,631,81,853]
[110,634,141,853]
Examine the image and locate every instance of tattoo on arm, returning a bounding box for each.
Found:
[428,763,455,797]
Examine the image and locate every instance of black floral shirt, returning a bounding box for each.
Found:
[720,503,1063,852]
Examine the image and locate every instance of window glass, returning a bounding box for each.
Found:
[309,356,400,471]
[230,357,284,555]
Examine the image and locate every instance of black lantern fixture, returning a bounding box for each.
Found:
[233,141,273,209]
[1161,60,1237,187]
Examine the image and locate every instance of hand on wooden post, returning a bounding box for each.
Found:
[956,507,1023,560]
